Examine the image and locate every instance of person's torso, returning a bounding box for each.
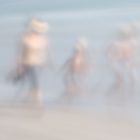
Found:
[113,41,133,62]
[71,53,87,73]
[23,34,47,65]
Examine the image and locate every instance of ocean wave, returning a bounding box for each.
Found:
[0,6,140,22]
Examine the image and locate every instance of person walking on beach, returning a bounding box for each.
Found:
[61,37,90,101]
[107,25,136,95]
[9,18,50,107]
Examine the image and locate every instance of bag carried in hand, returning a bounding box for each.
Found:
[7,64,26,84]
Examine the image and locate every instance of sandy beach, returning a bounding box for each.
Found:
[0,105,139,140]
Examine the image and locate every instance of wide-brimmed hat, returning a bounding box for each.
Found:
[119,24,134,38]
[27,18,49,33]
[75,37,88,50]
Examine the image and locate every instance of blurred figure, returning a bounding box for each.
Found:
[9,17,50,107]
[61,37,90,101]
[107,24,136,95]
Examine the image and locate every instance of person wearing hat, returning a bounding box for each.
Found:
[61,37,90,101]
[11,18,50,107]
[107,25,136,95]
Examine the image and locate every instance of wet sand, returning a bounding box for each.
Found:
[0,105,140,140]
